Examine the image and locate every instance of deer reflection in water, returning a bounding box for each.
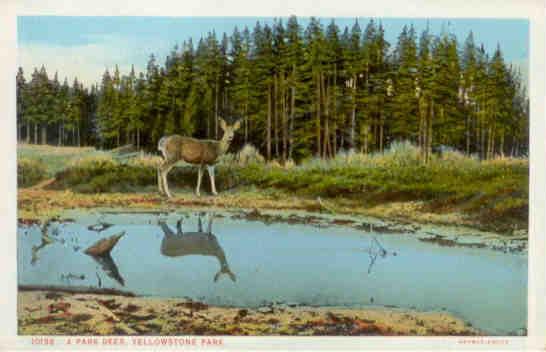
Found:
[159,214,236,282]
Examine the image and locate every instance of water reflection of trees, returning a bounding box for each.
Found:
[364,237,396,274]
[84,232,126,286]
[159,214,236,283]
[90,253,125,286]
[30,219,56,265]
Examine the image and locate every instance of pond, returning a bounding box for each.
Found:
[17,211,527,335]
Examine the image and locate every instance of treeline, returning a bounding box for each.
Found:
[16,17,529,161]
[16,67,97,147]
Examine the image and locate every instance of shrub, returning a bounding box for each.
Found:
[236,144,265,166]
[126,152,163,168]
[18,158,48,188]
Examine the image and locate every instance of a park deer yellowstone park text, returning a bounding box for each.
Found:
[157,118,241,198]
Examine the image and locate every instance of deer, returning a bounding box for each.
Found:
[157,118,241,198]
[159,214,236,282]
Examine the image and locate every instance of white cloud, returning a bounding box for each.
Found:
[17,34,171,87]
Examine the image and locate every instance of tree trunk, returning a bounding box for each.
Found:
[474,113,479,157]
[77,125,81,147]
[33,123,38,144]
[332,63,337,156]
[379,111,384,153]
[426,99,434,163]
[363,123,369,154]
[215,78,219,140]
[289,65,296,160]
[282,73,288,163]
[350,75,357,149]
[340,115,345,151]
[332,122,337,156]
[465,111,471,156]
[321,72,327,158]
[499,131,504,158]
[244,101,248,144]
[206,109,211,139]
[274,73,279,158]
[372,117,378,152]
[418,101,423,159]
[266,83,272,160]
[480,118,485,159]
[58,123,62,146]
[316,72,322,157]
[26,122,30,143]
[136,128,140,150]
[41,124,47,145]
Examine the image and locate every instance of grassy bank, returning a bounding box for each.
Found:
[17,142,528,234]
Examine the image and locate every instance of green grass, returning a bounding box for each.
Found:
[17,158,48,188]
[17,141,529,231]
[17,143,108,176]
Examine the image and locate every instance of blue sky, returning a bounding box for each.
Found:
[17,16,529,87]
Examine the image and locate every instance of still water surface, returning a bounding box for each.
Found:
[17,212,527,335]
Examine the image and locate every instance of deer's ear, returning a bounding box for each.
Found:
[219,118,227,131]
[233,120,242,131]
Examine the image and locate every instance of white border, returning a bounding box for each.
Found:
[1,0,545,350]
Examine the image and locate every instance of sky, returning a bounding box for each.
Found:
[17,16,529,88]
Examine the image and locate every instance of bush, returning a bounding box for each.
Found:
[236,144,265,165]
[18,158,48,188]
[53,155,156,192]
[47,141,527,228]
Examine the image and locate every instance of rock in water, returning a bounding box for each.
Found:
[84,232,125,256]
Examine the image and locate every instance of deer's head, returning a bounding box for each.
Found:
[219,118,241,144]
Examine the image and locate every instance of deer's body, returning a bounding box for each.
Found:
[159,215,236,282]
[157,119,240,198]
[158,136,224,166]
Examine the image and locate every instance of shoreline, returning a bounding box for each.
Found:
[18,289,482,336]
[17,188,528,253]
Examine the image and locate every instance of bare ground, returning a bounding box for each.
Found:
[18,290,479,336]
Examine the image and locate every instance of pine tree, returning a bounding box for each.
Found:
[16,67,27,142]
[18,17,528,160]
[391,25,418,143]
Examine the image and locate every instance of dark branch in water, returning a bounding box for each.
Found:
[364,237,393,274]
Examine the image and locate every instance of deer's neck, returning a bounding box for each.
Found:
[218,136,231,155]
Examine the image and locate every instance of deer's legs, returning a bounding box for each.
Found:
[160,162,175,198]
[207,165,218,196]
[157,166,165,195]
[196,166,204,197]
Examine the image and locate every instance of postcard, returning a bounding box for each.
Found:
[1,0,545,350]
